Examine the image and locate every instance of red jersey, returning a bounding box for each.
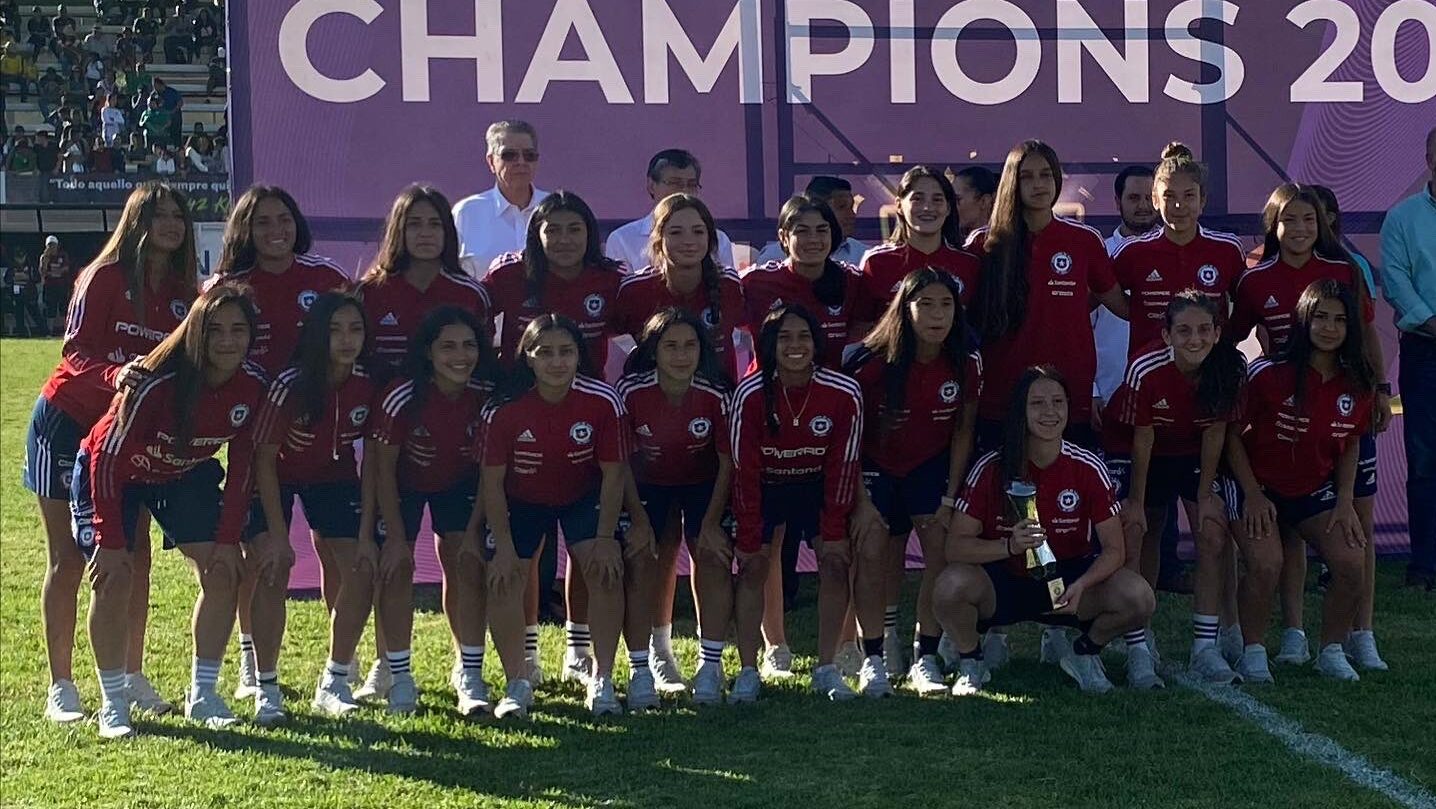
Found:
[1241,359,1373,498]
[740,260,861,369]
[358,268,491,378]
[854,241,981,322]
[1112,227,1245,356]
[206,254,349,377]
[1229,254,1374,356]
[480,377,628,506]
[83,362,269,549]
[729,368,863,552]
[957,443,1121,576]
[616,372,729,487]
[481,253,623,370]
[371,377,490,493]
[41,262,193,427]
[613,268,745,380]
[252,365,376,485]
[1119,346,1244,457]
[966,218,1118,422]
[846,346,983,475]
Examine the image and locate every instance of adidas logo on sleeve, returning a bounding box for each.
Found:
[380,312,399,326]
[517,429,537,443]
[1146,269,1163,282]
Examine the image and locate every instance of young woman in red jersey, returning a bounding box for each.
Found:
[77,284,267,738]
[1226,280,1375,682]
[731,304,864,701]
[613,194,744,381]
[358,185,492,381]
[844,268,981,696]
[1114,292,1247,688]
[1229,184,1391,669]
[934,366,1154,697]
[243,292,373,722]
[482,315,636,718]
[969,140,1129,452]
[26,181,196,724]
[616,309,735,705]
[366,306,496,716]
[855,166,980,325]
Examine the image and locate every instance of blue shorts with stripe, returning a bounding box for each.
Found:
[489,487,602,561]
[244,479,362,541]
[23,395,83,500]
[1355,433,1377,498]
[70,449,225,558]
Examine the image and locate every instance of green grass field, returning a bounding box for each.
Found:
[2,337,1433,808]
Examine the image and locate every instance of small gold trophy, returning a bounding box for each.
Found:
[1005,480,1066,608]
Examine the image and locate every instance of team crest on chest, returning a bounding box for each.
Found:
[570,421,594,444]
[702,306,720,328]
[1057,488,1080,512]
[229,404,250,427]
[298,289,319,311]
[1197,265,1220,287]
[170,299,188,320]
[809,415,833,436]
[1336,394,1354,417]
[939,380,959,404]
[1051,252,1073,275]
[349,405,369,426]
[583,294,606,318]
[688,417,712,439]
[826,304,844,317]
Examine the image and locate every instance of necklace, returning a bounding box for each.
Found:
[781,380,813,428]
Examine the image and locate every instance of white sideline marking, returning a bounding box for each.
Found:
[1167,666,1436,809]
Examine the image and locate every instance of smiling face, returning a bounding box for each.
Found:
[780,209,832,266]
[899,177,949,239]
[538,209,587,271]
[250,195,296,264]
[428,323,479,388]
[329,304,365,367]
[774,313,815,375]
[1156,173,1205,236]
[1307,295,1349,353]
[908,281,955,346]
[1025,377,1068,443]
[1163,305,1218,366]
[205,302,251,374]
[1017,153,1058,212]
[1277,199,1320,258]
[655,322,700,384]
[526,327,580,391]
[403,198,445,263]
[1119,175,1157,234]
[659,207,709,270]
[147,194,187,254]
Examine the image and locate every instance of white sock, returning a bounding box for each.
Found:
[650,624,673,657]
[565,621,591,656]
[699,639,725,666]
[1123,628,1149,651]
[459,644,485,673]
[98,668,128,704]
[238,633,255,656]
[1192,614,1219,653]
[524,625,540,660]
[628,649,650,673]
[883,606,899,634]
[257,669,278,686]
[324,658,349,679]
[191,657,221,691]
[385,650,412,677]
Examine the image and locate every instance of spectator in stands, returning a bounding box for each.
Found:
[83,23,111,58]
[37,66,63,120]
[87,132,115,171]
[39,235,73,334]
[60,128,87,172]
[213,133,228,174]
[99,91,125,144]
[152,141,175,174]
[153,75,182,140]
[95,66,116,96]
[204,44,222,95]
[52,4,75,39]
[4,132,37,172]
[32,128,58,173]
[191,3,217,59]
[0,39,33,100]
[183,132,212,173]
[24,6,48,51]
[161,5,187,63]
[111,26,132,62]
[83,50,105,83]
[132,7,157,56]
[124,129,148,169]
[139,91,171,147]
[97,0,126,25]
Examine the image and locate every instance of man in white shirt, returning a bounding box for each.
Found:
[1093,165,1157,410]
[604,149,736,272]
[755,176,867,266]
[453,120,550,277]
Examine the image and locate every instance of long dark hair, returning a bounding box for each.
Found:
[214,185,312,277]
[974,140,1063,343]
[287,290,367,428]
[1163,290,1244,419]
[623,307,731,391]
[360,184,461,285]
[891,165,961,248]
[1309,184,1373,280]
[499,313,596,403]
[776,194,847,307]
[522,190,620,305]
[1258,183,1355,267]
[1001,365,1068,491]
[848,268,970,435]
[400,305,496,418]
[647,193,729,348]
[755,303,825,435]
[1282,279,1375,416]
[83,181,198,321]
[120,283,257,451]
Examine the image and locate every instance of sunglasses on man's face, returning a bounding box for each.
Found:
[496,149,539,163]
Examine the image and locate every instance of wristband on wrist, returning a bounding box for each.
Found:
[941,495,957,509]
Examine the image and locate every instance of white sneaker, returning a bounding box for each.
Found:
[728,667,761,704]
[254,683,286,726]
[1315,643,1360,682]
[451,667,491,716]
[627,667,660,711]
[96,699,136,739]
[234,650,259,700]
[1274,628,1311,665]
[907,655,948,696]
[981,631,1011,670]
[346,656,362,688]
[353,659,392,701]
[650,650,688,694]
[562,650,595,685]
[692,661,724,705]
[1146,629,1163,668]
[1039,627,1070,664]
[587,676,623,716]
[387,673,418,714]
[126,672,174,715]
[493,679,534,720]
[882,628,905,677]
[858,654,894,698]
[938,633,961,672]
[950,658,989,696]
[1343,631,1389,671]
[834,641,863,678]
[1236,646,1275,684]
[1218,625,1244,667]
[526,654,546,687]
[761,644,795,680]
[185,685,238,729]
[45,679,85,723]
[1125,646,1165,690]
[1060,653,1114,694]
[1190,646,1241,685]
[811,663,857,701]
[311,673,360,717]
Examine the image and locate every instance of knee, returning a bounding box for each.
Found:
[1243,543,1282,582]
[48,549,84,582]
[1195,525,1228,559]
[1324,550,1363,591]
[818,551,850,580]
[1121,576,1157,621]
[932,565,976,611]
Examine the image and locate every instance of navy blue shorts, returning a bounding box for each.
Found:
[1355,433,1377,498]
[490,487,601,561]
[1105,453,1239,522]
[977,556,1096,633]
[864,452,948,538]
[244,479,362,541]
[23,395,83,500]
[71,450,224,557]
[637,480,714,541]
[1229,480,1343,529]
[761,477,824,546]
[377,476,477,546]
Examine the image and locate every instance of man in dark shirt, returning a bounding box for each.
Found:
[31,128,58,173]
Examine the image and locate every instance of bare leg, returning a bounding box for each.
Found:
[761,525,787,647]
[1278,528,1307,630]
[1354,496,1376,630]
[734,549,768,668]
[569,540,623,678]
[125,517,153,674]
[176,542,242,663]
[435,531,487,653]
[246,534,294,675]
[1296,516,1363,647]
[39,496,83,682]
[323,539,373,665]
[815,542,852,665]
[1075,568,1157,645]
[931,564,995,652]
